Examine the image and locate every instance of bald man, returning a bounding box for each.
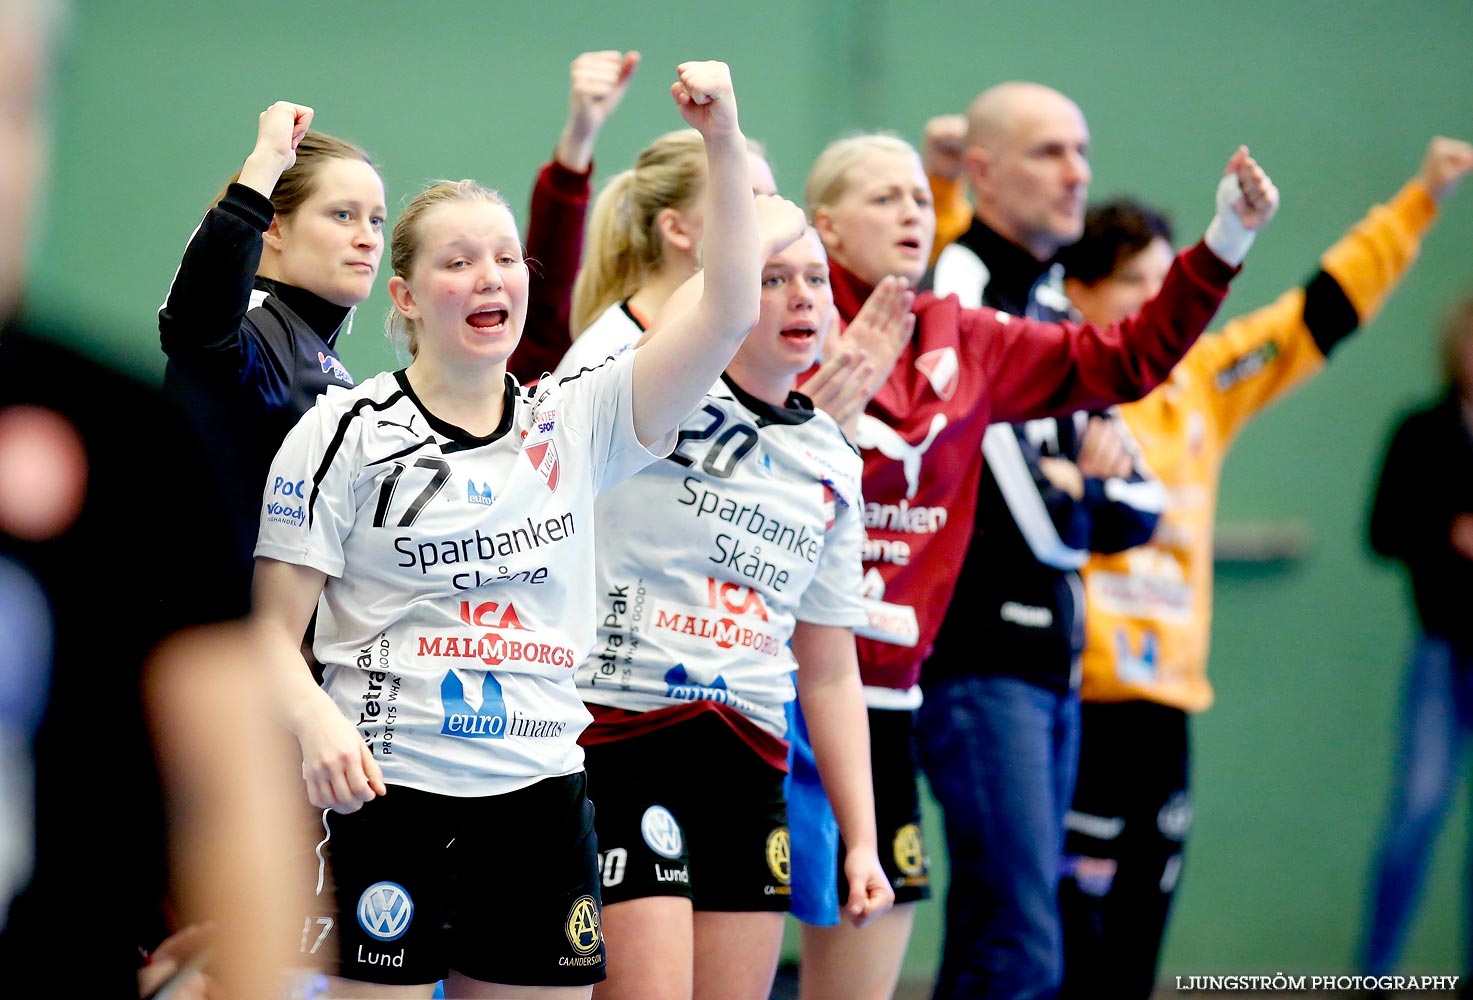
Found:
[930,81,1091,309]
[918,80,1279,1000]
[920,80,1125,1000]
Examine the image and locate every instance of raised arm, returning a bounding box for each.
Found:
[158,102,311,362]
[631,61,804,444]
[252,557,385,814]
[921,113,971,265]
[1186,136,1472,445]
[791,621,895,928]
[986,147,1280,422]
[513,51,641,381]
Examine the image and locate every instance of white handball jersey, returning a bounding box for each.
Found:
[577,375,868,737]
[554,301,643,380]
[255,352,669,797]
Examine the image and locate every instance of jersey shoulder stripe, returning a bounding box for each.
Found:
[305,373,408,528]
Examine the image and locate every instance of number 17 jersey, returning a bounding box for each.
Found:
[255,354,668,797]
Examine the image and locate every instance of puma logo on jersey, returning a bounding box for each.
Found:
[914,347,959,401]
[318,352,352,383]
[855,413,947,500]
[377,414,418,435]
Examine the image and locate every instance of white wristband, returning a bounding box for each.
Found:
[1203,173,1255,267]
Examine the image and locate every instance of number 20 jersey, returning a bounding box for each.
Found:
[255,353,668,797]
[577,376,869,738]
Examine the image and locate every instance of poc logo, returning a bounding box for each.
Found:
[357,881,413,941]
[641,806,684,859]
[272,477,306,498]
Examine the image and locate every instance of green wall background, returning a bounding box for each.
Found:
[30,0,1473,985]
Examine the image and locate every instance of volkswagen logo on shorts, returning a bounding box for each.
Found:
[357,881,414,941]
[640,805,684,859]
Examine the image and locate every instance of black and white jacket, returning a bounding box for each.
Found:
[159,183,357,597]
[924,220,1164,692]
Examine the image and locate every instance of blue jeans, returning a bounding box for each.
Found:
[1360,634,1473,976]
[917,675,1081,1000]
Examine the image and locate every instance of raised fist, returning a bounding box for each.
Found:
[1222,145,1279,231]
[568,50,640,136]
[922,114,968,181]
[556,51,641,172]
[253,101,313,174]
[1418,136,1473,201]
[671,60,738,138]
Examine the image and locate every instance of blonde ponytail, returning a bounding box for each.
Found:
[570,129,707,337]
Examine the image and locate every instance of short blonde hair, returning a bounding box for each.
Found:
[385,179,512,358]
[804,133,920,221]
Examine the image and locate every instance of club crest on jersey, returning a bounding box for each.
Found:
[467,480,494,507]
[915,347,958,400]
[317,351,352,383]
[525,440,560,492]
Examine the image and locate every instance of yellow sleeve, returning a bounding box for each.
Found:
[1186,178,1440,446]
[1180,288,1323,446]
[929,173,972,266]
[1319,179,1438,321]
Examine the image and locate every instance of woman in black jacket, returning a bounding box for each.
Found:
[159,101,386,596]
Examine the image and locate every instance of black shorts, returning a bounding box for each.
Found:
[321,773,605,987]
[583,713,791,911]
[840,706,931,904]
[1063,700,1192,889]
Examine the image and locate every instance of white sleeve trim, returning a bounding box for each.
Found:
[861,684,923,710]
[982,423,1088,570]
[931,242,989,309]
[1102,475,1166,513]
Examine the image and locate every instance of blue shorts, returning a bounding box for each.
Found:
[787,702,931,925]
